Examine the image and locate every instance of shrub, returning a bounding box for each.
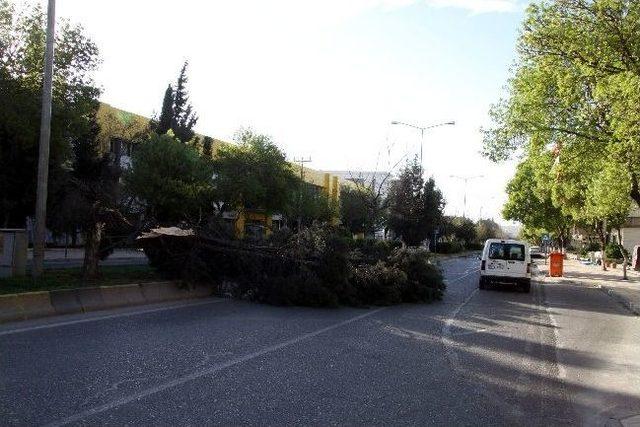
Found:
[351,262,406,306]
[586,241,600,252]
[141,234,198,279]
[316,234,357,304]
[389,247,445,302]
[466,242,484,251]
[605,243,629,261]
[433,241,464,254]
[251,268,338,307]
[348,239,403,265]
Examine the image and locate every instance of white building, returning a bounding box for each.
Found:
[613,205,640,255]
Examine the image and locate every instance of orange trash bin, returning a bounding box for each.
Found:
[549,252,563,277]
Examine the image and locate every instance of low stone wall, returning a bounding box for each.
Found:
[0,282,214,323]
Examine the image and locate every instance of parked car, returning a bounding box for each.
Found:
[529,245,545,259]
[479,239,532,292]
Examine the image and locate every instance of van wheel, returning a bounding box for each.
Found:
[479,277,486,290]
[521,280,531,293]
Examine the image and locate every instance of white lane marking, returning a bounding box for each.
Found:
[541,288,567,380]
[440,274,526,418]
[0,299,226,337]
[441,288,478,367]
[44,307,386,427]
[443,268,480,284]
[450,327,488,337]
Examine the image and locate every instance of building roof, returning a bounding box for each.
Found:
[96,102,338,188]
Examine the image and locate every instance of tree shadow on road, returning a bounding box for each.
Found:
[379,281,640,425]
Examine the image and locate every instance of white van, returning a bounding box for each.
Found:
[479,239,532,292]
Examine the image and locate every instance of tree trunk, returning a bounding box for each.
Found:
[598,222,607,271]
[617,229,628,280]
[83,221,104,280]
[630,172,640,209]
[557,231,566,254]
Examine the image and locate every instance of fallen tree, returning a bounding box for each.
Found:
[136,224,445,307]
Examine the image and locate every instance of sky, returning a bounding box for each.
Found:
[27,0,528,223]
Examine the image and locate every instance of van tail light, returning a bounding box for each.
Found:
[527,263,531,274]
[481,260,486,271]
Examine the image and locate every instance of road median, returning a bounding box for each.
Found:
[0,281,214,323]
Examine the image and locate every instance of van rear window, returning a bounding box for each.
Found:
[488,243,525,261]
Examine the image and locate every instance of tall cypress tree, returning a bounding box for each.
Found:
[202,136,213,158]
[155,84,174,135]
[171,61,198,143]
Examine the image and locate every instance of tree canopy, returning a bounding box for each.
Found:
[339,184,384,236]
[0,0,100,227]
[386,159,445,246]
[124,133,216,224]
[151,61,198,143]
[213,129,298,216]
[483,0,639,251]
[502,155,573,246]
[475,218,504,243]
[450,216,476,247]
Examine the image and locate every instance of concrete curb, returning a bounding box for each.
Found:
[600,286,640,316]
[0,281,214,323]
[0,294,23,323]
[17,291,56,319]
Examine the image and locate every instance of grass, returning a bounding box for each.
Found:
[0,265,163,295]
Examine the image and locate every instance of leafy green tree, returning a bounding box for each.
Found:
[0,0,100,227]
[124,133,215,224]
[289,182,335,230]
[502,156,573,248]
[584,161,633,274]
[476,218,504,243]
[386,159,445,246]
[213,128,298,219]
[450,216,476,248]
[483,0,640,270]
[339,185,384,236]
[49,115,123,278]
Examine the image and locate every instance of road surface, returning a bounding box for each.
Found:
[1,255,639,426]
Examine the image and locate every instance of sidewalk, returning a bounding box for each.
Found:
[26,248,148,269]
[537,258,640,315]
[27,248,147,260]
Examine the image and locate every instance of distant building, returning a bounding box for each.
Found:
[323,170,392,195]
[103,103,340,240]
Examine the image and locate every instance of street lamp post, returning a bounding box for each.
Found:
[449,174,484,218]
[390,120,455,170]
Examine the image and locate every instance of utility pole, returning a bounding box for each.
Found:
[294,157,312,231]
[449,174,484,218]
[32,0,56,278]
[294,157,312,181]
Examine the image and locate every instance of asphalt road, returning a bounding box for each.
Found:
[1,255,639,426]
